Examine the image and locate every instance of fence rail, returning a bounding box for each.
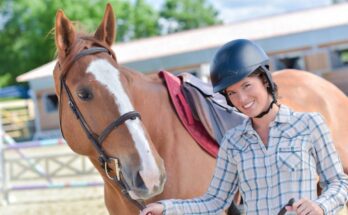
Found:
[6,153,97,180]
[0,135,103,204]
[0,99,35,141]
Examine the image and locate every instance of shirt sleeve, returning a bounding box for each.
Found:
[309,113,348,214]
[160,136,239,215]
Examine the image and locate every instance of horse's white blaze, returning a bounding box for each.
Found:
[87,59,161,191]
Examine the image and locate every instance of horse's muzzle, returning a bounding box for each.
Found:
[129,170,166,200]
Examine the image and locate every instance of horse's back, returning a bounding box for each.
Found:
[274,69,348,172]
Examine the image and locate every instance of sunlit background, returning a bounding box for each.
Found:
[1,0,348,214]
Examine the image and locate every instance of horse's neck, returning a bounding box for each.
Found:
[121,69,184,149]
[127,71,171,132]
[119,69,216,200]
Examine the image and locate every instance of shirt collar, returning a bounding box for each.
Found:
[240,104,292,134]
[273,104,291,124]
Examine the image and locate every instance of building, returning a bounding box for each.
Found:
[17,3,348,139]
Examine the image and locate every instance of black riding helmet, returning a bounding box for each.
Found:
[210,39,278,118]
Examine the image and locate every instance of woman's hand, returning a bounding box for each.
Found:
[285,198,324,215]
[139,203,164,215]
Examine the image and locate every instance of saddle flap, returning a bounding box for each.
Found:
[181,73,214,96]
[180,73,233,110]
[180,72,246,143]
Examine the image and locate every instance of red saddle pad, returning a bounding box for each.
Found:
[159,71,218,157]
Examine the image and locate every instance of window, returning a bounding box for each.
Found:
[44,94,58,113]
[330,48,348,69]
[273,56,305,70]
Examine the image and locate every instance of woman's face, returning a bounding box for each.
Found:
[225,76,271,118]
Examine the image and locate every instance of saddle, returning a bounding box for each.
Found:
[159,71,245,157]
[180,72,246,143]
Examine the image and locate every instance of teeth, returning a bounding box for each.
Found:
[243,101,254,109]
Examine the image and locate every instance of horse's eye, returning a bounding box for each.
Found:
[76,88,93,101]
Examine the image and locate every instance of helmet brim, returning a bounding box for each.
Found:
[212,64,259,93]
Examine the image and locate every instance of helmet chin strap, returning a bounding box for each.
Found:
[254,90,279,118]
[254,100,276,118]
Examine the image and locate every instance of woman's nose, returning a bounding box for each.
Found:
[234,92,248,104]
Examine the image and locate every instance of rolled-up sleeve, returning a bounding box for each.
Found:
[309,113,348,214]
[160,137,239,214]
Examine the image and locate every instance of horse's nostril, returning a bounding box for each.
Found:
[134,171,146,189]
[161,173,167,184]
[153,185,159,192]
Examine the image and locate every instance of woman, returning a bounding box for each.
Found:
[140,39,348,215]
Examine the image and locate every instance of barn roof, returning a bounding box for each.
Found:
[17,3,348,82]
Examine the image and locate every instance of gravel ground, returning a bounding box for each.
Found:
[1,188,347,215]
[0,198,107,215]
[0,187,108,215]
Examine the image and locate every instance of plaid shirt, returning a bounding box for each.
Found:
[161,105,348,214]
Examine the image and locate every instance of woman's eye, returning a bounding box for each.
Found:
[76,88,93,101]
[227,91,235,96]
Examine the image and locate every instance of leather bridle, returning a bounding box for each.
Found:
[58,44,145,210]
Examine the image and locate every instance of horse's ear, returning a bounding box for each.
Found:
[55,10,76,57]
[94,3,116,46]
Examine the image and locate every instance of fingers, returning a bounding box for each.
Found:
[139,208,153,215]
[292,198,305,209]
[285,205,295,211]
[139,203,164,215]
[297,205,311,215]
[139,204,153,215]
[292,198,324,215]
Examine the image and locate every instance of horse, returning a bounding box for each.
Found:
[274,69,348,173]
[53,4,348,215]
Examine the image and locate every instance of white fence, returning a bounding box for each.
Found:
[0,132,103,204]
[0,99,35,141]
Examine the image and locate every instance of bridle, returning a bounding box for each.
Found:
[58,44,145,210]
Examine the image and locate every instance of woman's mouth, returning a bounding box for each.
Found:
[243,101,254,109]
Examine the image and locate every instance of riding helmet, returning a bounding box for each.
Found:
[210,39,275,95]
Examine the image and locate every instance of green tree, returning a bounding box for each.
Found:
[0,0,159,87]
[0,0,220,87]
[115,0,160,41]
[159,0,222,34]
[133,0,160,39]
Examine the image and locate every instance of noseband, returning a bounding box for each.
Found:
[58,45,145,210]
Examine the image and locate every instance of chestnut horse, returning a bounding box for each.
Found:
[53,4,348,215]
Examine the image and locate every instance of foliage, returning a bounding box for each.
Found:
[160,0,221,33]
[128,0,160,40]
[0,0,220,87]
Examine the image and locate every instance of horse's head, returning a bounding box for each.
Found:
[53,4,166,200]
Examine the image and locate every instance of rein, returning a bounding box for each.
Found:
[58,46,146,210]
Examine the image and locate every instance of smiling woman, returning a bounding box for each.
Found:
[140,39,348,215]
[224,74,271,119]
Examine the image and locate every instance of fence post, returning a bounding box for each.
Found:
[0,111,8,205]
